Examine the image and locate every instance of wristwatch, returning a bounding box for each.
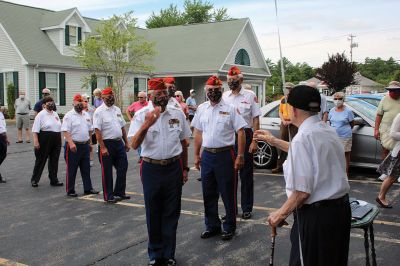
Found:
[183,166,190,172]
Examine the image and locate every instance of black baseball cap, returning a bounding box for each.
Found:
[287,85,321,112]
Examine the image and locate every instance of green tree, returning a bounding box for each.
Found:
[75,12,155,107]
[356,57,400,85]
[316,53,356,94]
[146,4,186,29]
[146,0,230,29]
[6,83,15,119]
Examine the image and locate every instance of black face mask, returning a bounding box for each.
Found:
[153,96,169,108]
[46,102,55,111]
[207,90,222,103]
[228,80,240,90]
[74,103,84,113]
[104,95,115,106]
[168,87,176,98]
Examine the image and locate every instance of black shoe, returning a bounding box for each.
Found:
[148,259,164,266]
[242,212,252,220]
[221,215,226,221]
[106,198,117,204]
[50,181,63,186]
[114,196,122,202]
[165,258,177,266]
[84,189,100,195]
[115,194,130,200]
[200,229,221,239]
[221,231,234,240]
[31,181,38,187]
[67,192,78,197]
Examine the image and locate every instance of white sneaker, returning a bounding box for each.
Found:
[378,174,388,181]
[90,160,94,167]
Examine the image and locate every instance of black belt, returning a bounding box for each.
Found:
[300,194,349,210]
[104,138,121,142]
[204,146,233,153]
[142,155,181,166]
[73,140,90,145]
[17,113,28,115]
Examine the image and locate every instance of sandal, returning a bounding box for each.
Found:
[16,140,23,143]
[376,197,393,209]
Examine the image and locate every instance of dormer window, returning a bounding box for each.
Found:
[65,25,82,46]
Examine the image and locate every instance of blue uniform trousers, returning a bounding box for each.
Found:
[141,160,183,261]
[98,140,128,201]
[64,142,93,193]
[201,149,237,233]
[235,128,254,213]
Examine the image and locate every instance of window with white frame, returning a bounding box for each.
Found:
[4,72,13,87]
[97,76,107,89]
[69,26,78,46]
[46,73,59,104]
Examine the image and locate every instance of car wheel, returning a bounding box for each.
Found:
[253,140,278,169]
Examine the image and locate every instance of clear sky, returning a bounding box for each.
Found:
[6,0,400,67]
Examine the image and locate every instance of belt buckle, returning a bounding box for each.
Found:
[160,159,168,166]
[212,148,217,153]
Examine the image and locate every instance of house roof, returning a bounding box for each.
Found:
[0,1,268,77]
[353,72,383,87]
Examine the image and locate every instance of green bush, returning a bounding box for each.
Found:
[6,83,16,119]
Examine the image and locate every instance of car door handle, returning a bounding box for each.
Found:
[271,122,280,125]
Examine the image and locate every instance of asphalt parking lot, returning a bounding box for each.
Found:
[0,125,399,266]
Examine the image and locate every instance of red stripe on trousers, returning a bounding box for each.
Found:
[65,144,69,193]
[99,152,108,201]
[229,149,238,217]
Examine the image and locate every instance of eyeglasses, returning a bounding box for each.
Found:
[207,88,220,93]
[165,86,175,90]
[138,97,145,99]
[175,95,181,97]
[334,98,343,100]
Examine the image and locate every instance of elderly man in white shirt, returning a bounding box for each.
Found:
[254,85,350,266]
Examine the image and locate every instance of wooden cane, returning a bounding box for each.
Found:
[269,226,277,266]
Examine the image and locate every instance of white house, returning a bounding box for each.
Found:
[0,1,270,113]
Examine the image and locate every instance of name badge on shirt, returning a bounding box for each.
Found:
[219,111,230,116]
[168,118,180,129]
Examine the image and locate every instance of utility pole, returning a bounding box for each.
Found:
[348,34,358,62]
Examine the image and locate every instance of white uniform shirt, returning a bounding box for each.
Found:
[319,93,328,119]
[283,115,350,204]
[0,112,6,134]
[168,97,181,110]
[191,99,247,148]
[32,110,61,133]
[61,109,93,142]
[93,103,126,140]
[128,105,191,160]
[223,87,261,128]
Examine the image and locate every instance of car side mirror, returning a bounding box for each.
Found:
[354,117,365,126]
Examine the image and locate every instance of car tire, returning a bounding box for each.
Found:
[253,140,278,169]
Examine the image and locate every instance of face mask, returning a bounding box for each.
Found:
[168,87,176,98]
[46,102,55,111]
[74,103,84,113]
[191,93,196,97]
[389,91,400,100]
[333,100,344,107]
[153,96,169,107]
[207,90,222,103]
[228,80,240,90]
[104,95,115,106]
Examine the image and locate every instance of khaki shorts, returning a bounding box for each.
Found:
[16,114,30,129]
[340,137,352,152]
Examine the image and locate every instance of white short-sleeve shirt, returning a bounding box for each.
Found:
[93,103,126,140]
[32,110,61,133]
[223,87,261,129]
[283,115,350,204]
[61,109,93,142]
[0,112,6,134]
[128,105,191,160]
[191,99,247,148]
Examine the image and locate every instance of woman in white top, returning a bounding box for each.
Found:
[376,112,400,208]
[31,96,63,187]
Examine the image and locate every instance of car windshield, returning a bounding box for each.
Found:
[359,98,380,107]
[345,100,376,121]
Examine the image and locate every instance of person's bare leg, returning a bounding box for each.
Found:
[378,176,397,205]
[17,129,22,142]
[25,128,31,142]
[345,152,351,177]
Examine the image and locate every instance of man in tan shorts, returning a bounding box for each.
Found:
[14,91,31,143]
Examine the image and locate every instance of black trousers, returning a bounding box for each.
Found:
[0,134,7,177]
[31,131,61,184]
[289,195,351,266]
